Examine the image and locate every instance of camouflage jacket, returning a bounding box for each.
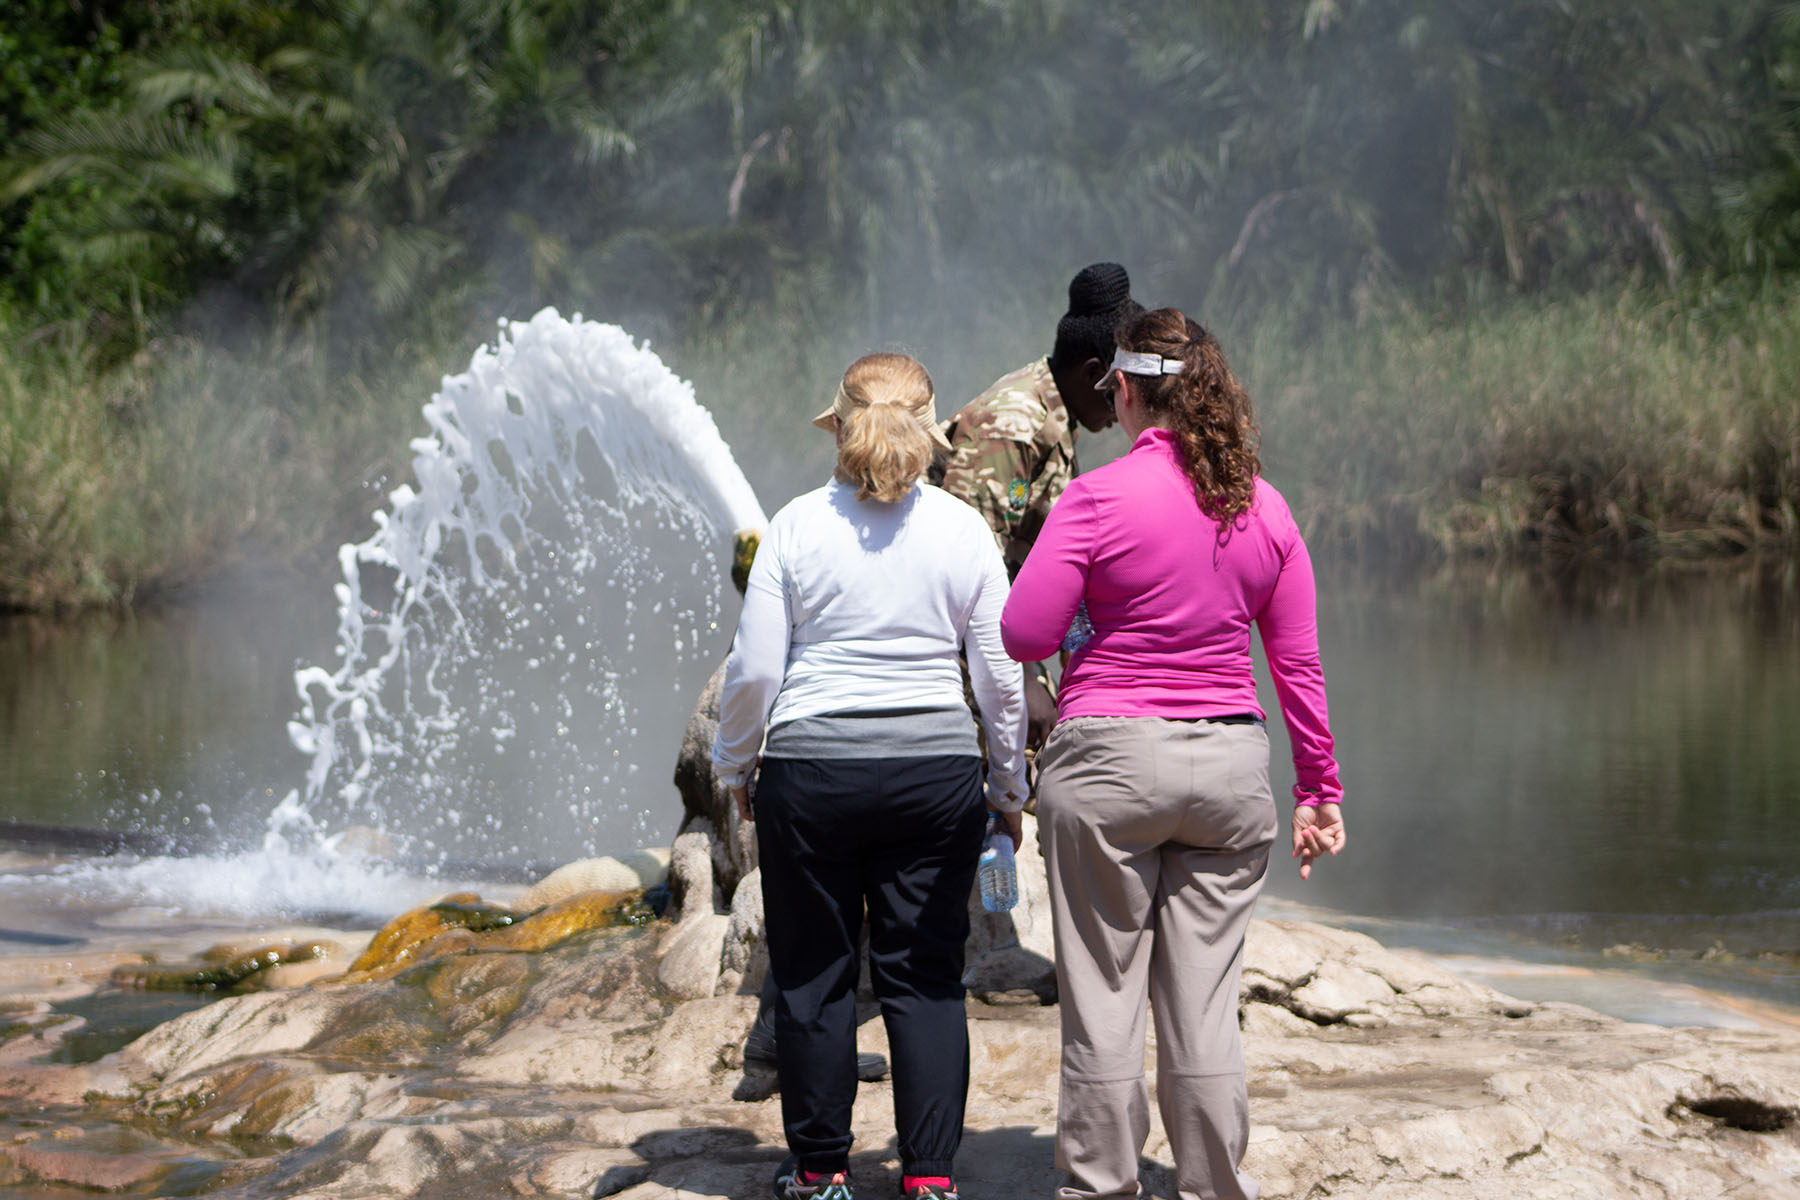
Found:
[931,357,1075,580]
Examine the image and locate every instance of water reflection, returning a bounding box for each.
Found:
[1,557,1795,1010]
[1264,556,1800,940]
[0,579,336,850]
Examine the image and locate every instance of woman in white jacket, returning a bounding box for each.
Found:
[714,352,1028,1200]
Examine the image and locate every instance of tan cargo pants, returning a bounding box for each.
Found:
[1035,715,1278,1200]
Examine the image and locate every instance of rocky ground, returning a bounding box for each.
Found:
[1,836,1798,1200]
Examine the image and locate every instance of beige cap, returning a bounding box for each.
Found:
[812,382,953,451]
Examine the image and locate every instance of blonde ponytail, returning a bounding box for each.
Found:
[831,353,938,503]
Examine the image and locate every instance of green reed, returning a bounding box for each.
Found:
[1242,288,1800,561]
[5,287,1799,611]
[0,325,454,610]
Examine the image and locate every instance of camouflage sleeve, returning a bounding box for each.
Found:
[938,435,1037,553]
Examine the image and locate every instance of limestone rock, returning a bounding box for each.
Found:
[150,1057,411,1144]
[668,823,717,922]
[423,953,534,1040]
[6,1139,166,1191]
[513,1146,648,1197]
[1240,1000,1318,1039]
[673,664,730,839]
[8,910,1799,1200]
[636,995,757,1092]
[116,988,361,1086]
[1243,919,1489,1028]
[517,849,672,908]
[1286,958,1398,1024]
[717,864,767,996]
[656,912,730,1001]
[672,659,757,898]
[278,1121,512,1198]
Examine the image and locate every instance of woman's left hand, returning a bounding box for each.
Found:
[730,759,762,821]
[730,766,759,820]
[1291,802,1344,879]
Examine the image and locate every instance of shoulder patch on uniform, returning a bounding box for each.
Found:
[1006,478,1028,512]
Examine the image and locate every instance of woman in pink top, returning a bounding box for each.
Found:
[1002,308,1344,1200]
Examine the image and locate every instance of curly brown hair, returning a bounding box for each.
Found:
[1116,308,1260,522]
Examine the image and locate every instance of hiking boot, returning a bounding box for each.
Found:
[743,1021,779,1066]
[743,1032,889,1082]
[772,1156,854,1199]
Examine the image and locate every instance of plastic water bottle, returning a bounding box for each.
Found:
[1061,602,1094,653]
[978,818,1019,913]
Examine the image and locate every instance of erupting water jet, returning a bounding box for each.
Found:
[281,308,766,871]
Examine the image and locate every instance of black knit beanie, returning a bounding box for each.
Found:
[1051,262,1138,369]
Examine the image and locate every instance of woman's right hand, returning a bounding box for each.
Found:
[1291,802,1344,879]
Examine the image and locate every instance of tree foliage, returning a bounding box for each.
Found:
[3,0,1799,359]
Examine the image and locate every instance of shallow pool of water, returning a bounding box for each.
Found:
[1,558,1796,1023]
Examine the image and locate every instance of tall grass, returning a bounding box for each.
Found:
[1243,288,1800,561]
[4,287,1799,611]
[0,344,128,609]
[0,326,456,611]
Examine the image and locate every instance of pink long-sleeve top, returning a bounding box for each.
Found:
[1001,426,1342,805]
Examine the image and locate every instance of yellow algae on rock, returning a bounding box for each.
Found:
[110,943,333,993]
[423,954,534,1038]
[731,529,761,594]
[337,890,649,980]
[346,908,458,975]
[488,891,645,952]
[344,928,483,982]
[346,893,505,975]
[426,898,526,932]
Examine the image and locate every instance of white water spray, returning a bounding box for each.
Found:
[282,308,765,868]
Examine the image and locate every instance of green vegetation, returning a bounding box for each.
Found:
[3,1,1799,608]
[1247,289,1800,559]
[0,328,449,607]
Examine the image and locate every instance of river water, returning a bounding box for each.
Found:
[1,557,1796,1027]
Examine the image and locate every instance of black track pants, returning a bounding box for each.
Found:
[755,753,988,1178]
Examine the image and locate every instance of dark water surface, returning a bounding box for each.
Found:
[1,558,1796,1016]
[0,578,339,852]
[1272,559,1800,917]
[1258,557,1800,1016]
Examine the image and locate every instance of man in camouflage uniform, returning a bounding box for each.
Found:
[933,262,1140,746]
[937,358,1080,582]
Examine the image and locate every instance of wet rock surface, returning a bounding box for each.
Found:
[0,901,1797,1198]
[672,659,757,903]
